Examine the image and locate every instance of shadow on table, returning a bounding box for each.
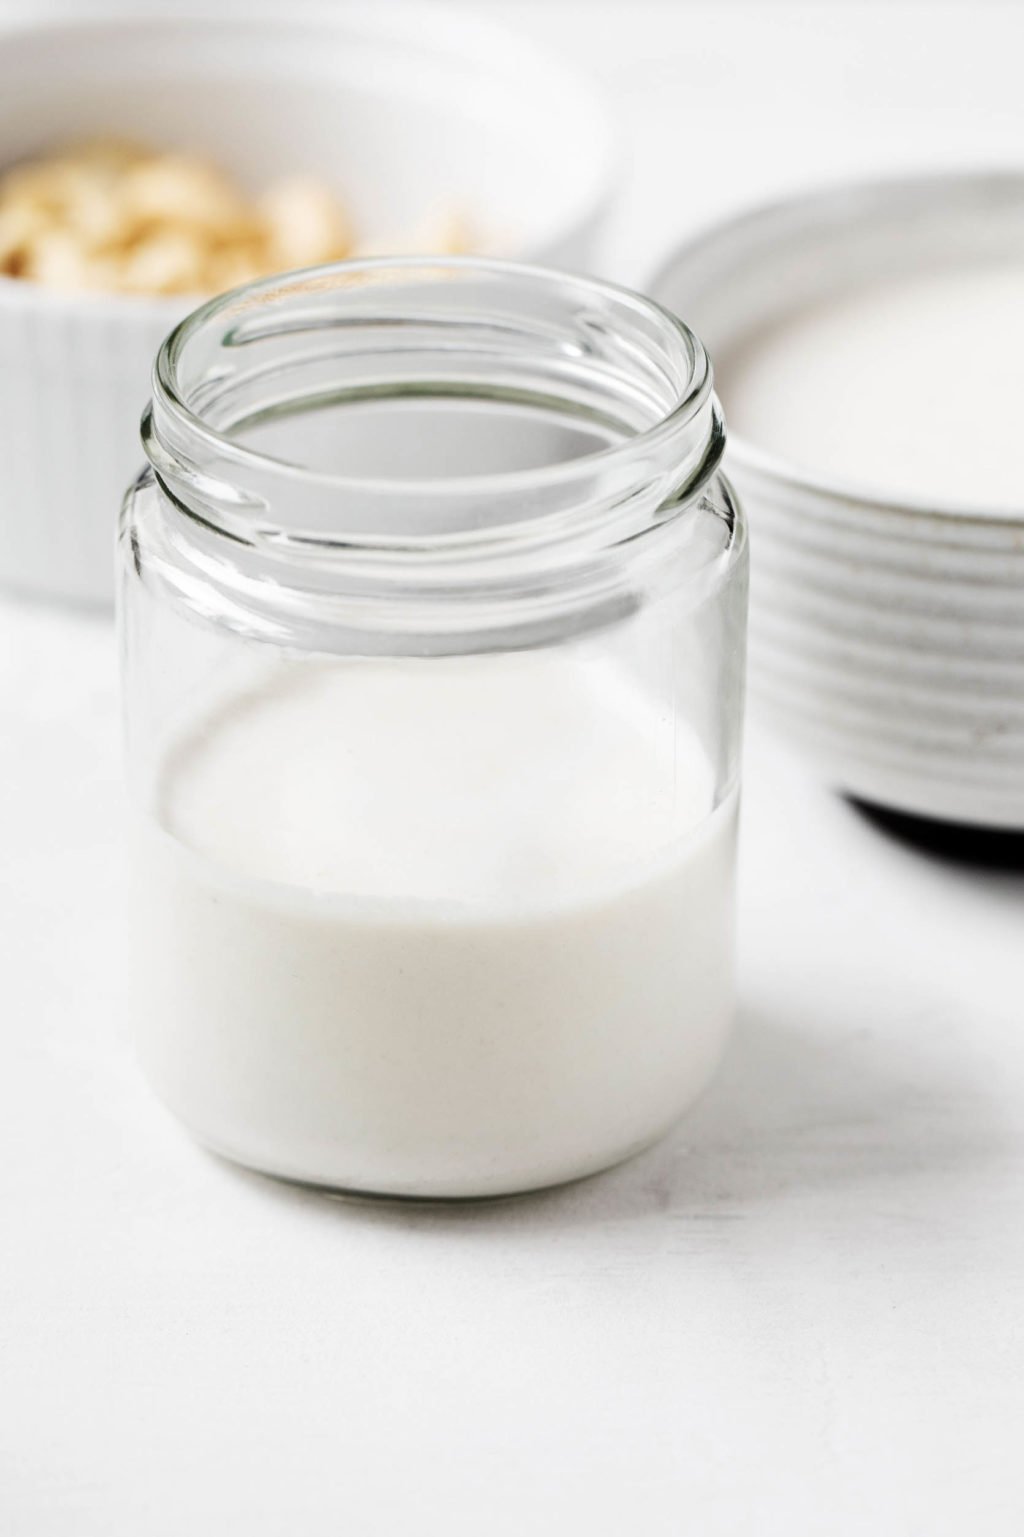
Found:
[219,995,1007,1236]
[848,797,1024,875]
[564,1001,1005,1227]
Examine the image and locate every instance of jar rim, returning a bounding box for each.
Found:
[135,257,742,654]
[148,256,721,554]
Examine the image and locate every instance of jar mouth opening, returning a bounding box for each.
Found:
[148,257,722,558]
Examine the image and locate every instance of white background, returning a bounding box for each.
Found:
[3,4,1024,1534]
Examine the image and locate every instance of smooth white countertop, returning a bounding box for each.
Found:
[4,5,1024,1533]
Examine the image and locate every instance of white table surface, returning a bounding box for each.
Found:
[4,4,1024,1533]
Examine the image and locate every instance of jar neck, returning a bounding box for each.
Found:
[140,258,737,649]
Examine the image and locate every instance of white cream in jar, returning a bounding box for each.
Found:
[136,652,737,1199]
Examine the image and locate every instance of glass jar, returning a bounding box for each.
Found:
[119,258,747,1200]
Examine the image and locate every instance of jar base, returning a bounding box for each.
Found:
[163,1105,696,1205]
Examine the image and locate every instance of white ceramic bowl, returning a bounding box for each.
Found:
[0,8,616,605]
[652,173,1024,830]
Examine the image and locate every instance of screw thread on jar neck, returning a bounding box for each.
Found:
[138,257,739,651]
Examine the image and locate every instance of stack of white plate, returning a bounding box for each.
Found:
[653,173,1024,830]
